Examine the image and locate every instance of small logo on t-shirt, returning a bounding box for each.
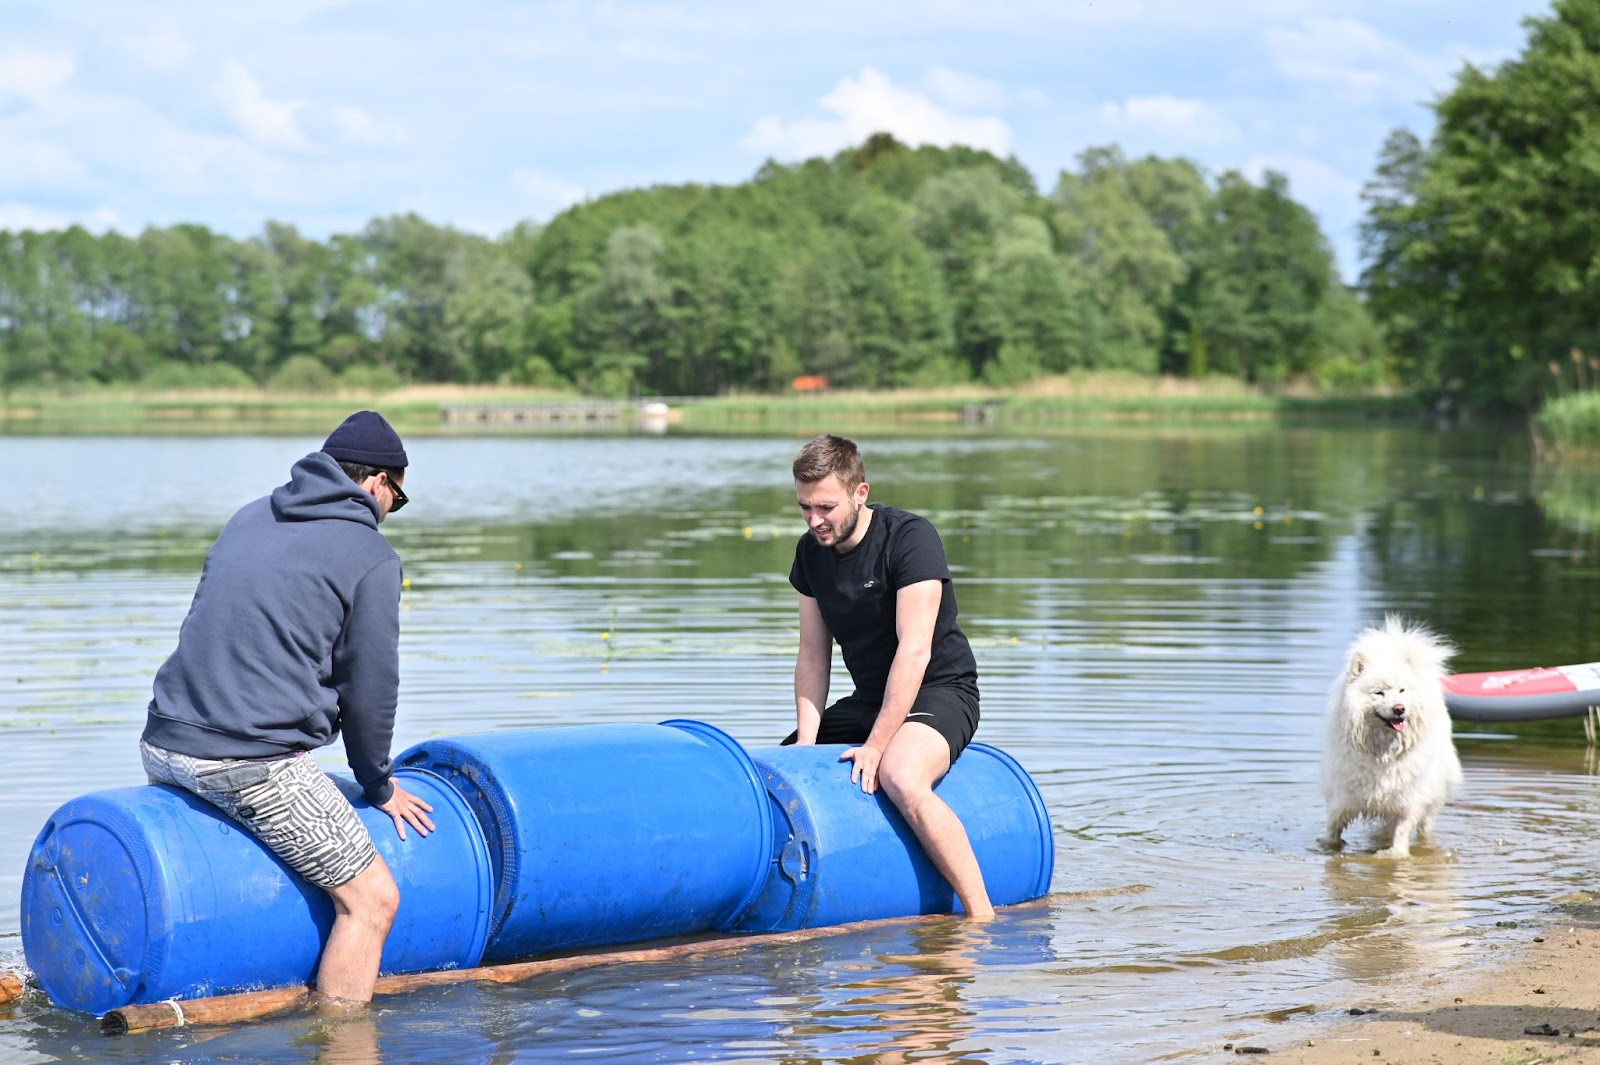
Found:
[862,579,878,589]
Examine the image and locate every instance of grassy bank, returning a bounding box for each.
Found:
[0,385,538,436]
[1536,391,1600,457]
[679,378,1417,434]
[0,375,1422,437]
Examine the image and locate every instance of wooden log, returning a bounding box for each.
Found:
[101,987,309,1035]
[102,909,968,1035]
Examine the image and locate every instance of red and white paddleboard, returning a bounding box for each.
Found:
[1443,663,1600,721]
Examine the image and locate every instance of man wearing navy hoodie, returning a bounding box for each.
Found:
[141,410,435,1009]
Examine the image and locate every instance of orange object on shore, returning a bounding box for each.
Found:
[790,375,829,392]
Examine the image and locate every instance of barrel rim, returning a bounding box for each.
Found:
[658,718,777,929]
[963,742,1056,896]
[396,737,524,941]
[390,766,495,970]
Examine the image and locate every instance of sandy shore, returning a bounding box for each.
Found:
[1225,899,1600,1063]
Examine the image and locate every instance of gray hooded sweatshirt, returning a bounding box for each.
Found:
[143,450,403,804]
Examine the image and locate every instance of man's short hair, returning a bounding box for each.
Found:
[793,434,866,491]
[337,460,404,487]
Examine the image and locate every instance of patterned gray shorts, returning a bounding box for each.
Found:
[140,740,379,889]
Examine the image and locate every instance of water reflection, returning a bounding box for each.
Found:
[1320,854,1467,983]
[779,923,988,1064]
[300,1013,382,1065]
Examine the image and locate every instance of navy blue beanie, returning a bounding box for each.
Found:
[321,410,408,469]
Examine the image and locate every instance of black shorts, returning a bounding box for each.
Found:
[781,685,979,765]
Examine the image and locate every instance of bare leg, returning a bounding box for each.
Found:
[878,723,994,919]
[314,854,401,1006]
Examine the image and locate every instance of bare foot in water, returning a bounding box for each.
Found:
[311,992,371,1019]
[307,1005,380,1065]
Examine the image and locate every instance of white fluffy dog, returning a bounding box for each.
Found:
[1321,615,1462,858]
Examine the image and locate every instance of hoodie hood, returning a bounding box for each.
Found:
[271,451,382,528]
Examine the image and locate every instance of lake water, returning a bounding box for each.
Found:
[4,425,1600,1063]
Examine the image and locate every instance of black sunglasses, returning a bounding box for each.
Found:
[383,473,409,513]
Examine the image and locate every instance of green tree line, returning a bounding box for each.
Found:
[15,0,1600,409]
[1,137,1380,398]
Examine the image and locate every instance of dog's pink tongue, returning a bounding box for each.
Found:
[1390,718,1406,731]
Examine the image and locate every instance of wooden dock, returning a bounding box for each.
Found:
[440,399,677,428]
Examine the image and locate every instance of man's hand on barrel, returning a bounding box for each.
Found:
[840,743,884,795]
[379,784,435,840]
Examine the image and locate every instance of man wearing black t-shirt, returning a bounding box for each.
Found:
[782,434,994,918]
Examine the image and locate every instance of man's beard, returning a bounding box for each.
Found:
[828,500,861,549]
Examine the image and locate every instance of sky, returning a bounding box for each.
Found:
[0,0,1553,280]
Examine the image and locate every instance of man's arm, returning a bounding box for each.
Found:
[843,578,941,793]
[333,558,434,838]
[794,594,833,744]
[332,559,402,802]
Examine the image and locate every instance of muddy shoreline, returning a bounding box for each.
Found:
[1224,899,1600,1062]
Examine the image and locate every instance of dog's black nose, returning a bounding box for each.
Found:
[1392,704,1407,717]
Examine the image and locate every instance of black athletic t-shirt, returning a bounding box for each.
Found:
[789,503,978,702]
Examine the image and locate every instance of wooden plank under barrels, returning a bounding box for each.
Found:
[101,906,1021,1034]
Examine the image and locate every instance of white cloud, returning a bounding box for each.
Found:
[1098,95,1240,144]
[743,67,1011,159]
[0,50,75,106]
[921,66,1012,112]
[214,60,311,151]
[0,0,1547,259]
[0,202,116,232]
[1243,152,1363,207]
[1266,17,1461,103]
[685,0,1314,35]
[329,106,408,148]
[0,133,92,190]
[113,22,193,71]
[512,169,587,218]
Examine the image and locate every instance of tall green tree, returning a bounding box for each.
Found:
[1051,147,1188,374]
[444,239,537,384]
[911,167,1021,378]
[986,216,1082,384]
[846,197,959,386]
[1360,0,1600,407]
[1123,156,1213,375]
[361,214,470,381]
[1184,171,1336,384]
[573,224,670,395]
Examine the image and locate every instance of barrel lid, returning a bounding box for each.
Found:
[21,789,177,1014]
[726,755,818,933]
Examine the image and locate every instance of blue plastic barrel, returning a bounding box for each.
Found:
[397,719,772,963]
[730,742,1055,932]
[20,767,493,1015]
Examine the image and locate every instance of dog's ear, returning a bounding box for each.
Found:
[1346,650,1368,681]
